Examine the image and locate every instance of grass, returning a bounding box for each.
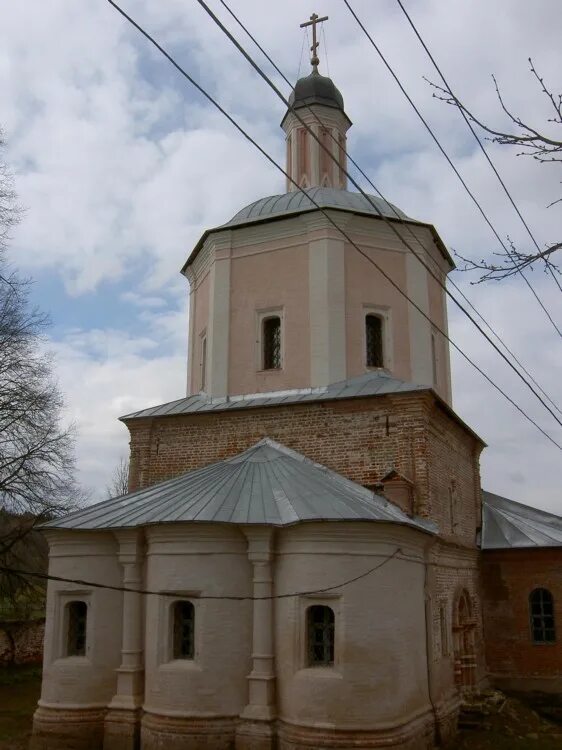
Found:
[0,665,42,750]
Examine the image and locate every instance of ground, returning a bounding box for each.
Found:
[0,665,41,750]
[0,667,560,749]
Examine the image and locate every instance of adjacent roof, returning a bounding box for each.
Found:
[43,438,436,534]
[223,187,410,229]
[481,490,562,549]
[120,370,430,422]
[182,187,454,273]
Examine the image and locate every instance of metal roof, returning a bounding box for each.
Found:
[481,490,562,549]
[120,370,430,422]
[43,439,436,534]
[288,70,345,112]
[223,187,410,228]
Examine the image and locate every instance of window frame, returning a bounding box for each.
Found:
[365,313,384,368]
[55,591,92,661]
[65,600,88,657]
[171,599,195,660]
[256,308,284,372]
[363,305,392,372]
[306,604,335,667]
[529,588,556,645]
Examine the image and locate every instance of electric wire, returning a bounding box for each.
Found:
[192,0,562,433]
[343,0,562,338]
[104,0,562,450]
[0,549,402,600]
[213,0,562,420]
[394,0,562,296]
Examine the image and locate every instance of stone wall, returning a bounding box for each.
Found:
[0,618,45,665]
[481,547,562,692]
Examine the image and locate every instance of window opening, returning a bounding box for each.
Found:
[173,600,195,659]
[67,601,87,656]
[307,605,334,666]
[263,316,281,370]
[366,314,383,368]
[200,335,207,391]
[530,588,555,643]
[431,331,438,386]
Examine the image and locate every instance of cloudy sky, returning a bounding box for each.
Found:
[1,0,561,511]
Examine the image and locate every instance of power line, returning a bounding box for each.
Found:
[0,549,402,600]
[192,0,562,434]
[343,0,562,339]
[213,0,562,420]
[105,0,561,450]
[394,0,562,297]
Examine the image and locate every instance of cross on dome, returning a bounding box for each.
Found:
[300,12,329,70]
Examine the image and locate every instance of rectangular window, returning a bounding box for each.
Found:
[262,316,282,370]
[173,600,195,659]
[66,601,87,656]
[307,605,335,666]
[366,314,383,367]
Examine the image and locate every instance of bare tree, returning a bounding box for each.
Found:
[106,457,130,498]
[429,59,561,282]
[0,132,83,614]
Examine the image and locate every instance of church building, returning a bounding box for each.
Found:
[31,16,561,750]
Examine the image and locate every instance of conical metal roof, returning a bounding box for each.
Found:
[481,490,562,549]
[223,187,410,228]
[43,439,436,534]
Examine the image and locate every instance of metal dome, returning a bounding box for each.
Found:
[223,187,410,228]
[288,69,345,111]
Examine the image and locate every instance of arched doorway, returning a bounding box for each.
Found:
[453,589,476,690]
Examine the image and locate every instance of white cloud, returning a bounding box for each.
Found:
[1,0,560,511]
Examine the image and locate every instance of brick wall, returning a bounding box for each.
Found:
[125,391,483,545]
[124,391,486,694]
[0,619,45,666]
[481,548,562,685]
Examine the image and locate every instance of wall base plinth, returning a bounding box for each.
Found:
[141,712,236,750]
[103,707,142,750]
[235,719,275,750]
[30,706,106,750]
[431,694,460,748]
[277,712,435,750]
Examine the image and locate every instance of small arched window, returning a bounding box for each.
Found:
[173,600,195,659]
[365,314,383,368]
[263,316,281,370]
[307,605,335,666]
[66,601,87,656]
[530,588,555,644]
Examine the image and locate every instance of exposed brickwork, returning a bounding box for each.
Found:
[124,390,488,693]
[0,618,44,665]
[481,548,562,685]
[125,392,483,546]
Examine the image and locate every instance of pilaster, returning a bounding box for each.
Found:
[236,527,275,750]
[308,236,346,386]
[207,246,231,398]
[104,529,144,750]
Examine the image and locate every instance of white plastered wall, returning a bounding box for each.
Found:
[39,531,123,708]
[274,523,431,730]
[143,524,252,718]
